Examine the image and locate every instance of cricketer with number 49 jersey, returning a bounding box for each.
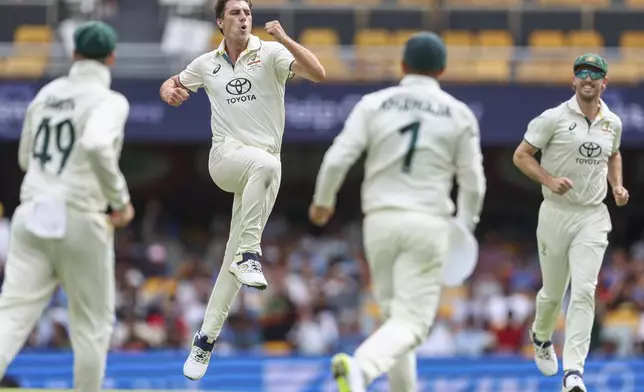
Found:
[314,75,486,222]
[18,61,131,213]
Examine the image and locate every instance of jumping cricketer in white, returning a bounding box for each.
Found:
[0,21,134,392]
[513,53,628,392]
[310,32,486,392]
[158,0,325,381]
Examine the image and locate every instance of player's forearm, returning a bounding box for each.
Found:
[280,37,325,82]
[17,133,30,171]
[608,152,623,188]
[456,168,486,229]
[86,149,131,210]
[513,150,554,187]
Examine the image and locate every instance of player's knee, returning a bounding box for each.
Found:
[570,281,596,305]
[251,157,279,185]
[537,287,564,305]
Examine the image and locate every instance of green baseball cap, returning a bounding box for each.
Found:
[573,53,608,74]
[403,31,447,73]
[74,21,118,59]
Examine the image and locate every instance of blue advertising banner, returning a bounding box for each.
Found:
[6,352,640,392]
[2,80,644,145]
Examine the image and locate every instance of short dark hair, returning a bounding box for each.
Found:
[214,0,253,33]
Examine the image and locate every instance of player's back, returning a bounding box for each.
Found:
[20,69,120,212]
[361,77,477,216]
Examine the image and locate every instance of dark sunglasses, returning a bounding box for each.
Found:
[574,69,606,80]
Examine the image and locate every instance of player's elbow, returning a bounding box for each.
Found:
[512,149,528,169]
[309,66,326,82]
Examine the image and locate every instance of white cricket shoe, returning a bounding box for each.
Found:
[229,252,268,290]
[183,331,215,381]
[530,329,559,376]
[562,370,587,392]
[331,353,366,392]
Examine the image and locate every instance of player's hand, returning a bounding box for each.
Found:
[309,204,334,227]
[547,177,574,195]
[613,185,629,206]
[265,21,289,43]
[161,87,189,107]
[110,202,135,229]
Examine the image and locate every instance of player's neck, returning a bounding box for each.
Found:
[575,95,601,121]
[224,37,248,63]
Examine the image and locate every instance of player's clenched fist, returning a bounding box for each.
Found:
[265,20,289,42]
[547,177,574,195]
[309,203,334,227]
[110,202,135,229]
[162,87,189,107]
[613,185,629,206]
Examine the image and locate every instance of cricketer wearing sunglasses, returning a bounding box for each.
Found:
[512,53,628,392]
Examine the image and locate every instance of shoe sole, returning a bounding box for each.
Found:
[331,354,352,392]
[562,387,585,392]
[228,270,267,291]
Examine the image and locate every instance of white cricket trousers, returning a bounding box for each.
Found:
[0,203,115,392]
[355,209,449,392]
[201,137,281,339]
[533,200,611,373]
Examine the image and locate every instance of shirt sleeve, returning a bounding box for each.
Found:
[178,55,205,93]
[612,117,623,154]
[454,106,486,231]
[18,101,35,172]
[271,42,295,84]
[79,93,131,211]
[313,97,370,208]
[523,108,557,149]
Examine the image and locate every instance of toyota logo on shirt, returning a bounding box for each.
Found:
[575,142,603,165]
[226,78,252,96]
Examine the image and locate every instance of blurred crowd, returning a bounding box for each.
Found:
[1,200,644,359]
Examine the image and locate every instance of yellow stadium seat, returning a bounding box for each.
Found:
[397,0,434,7]
[477,30,514,59]
[475,59,510,82]
[252,28,274,42]
[607,61,640,84]
[538,0,609,7]
[2,56,47,79]
[529,30,567,58]
[300,28,340,47]
[14,25,53,43]
[355,30,394,81]
[440,59,476,82]
[393,30,422,48]
[625,0,644,7]
[319,56,354,81]
[516,60,557,84]
[445,0,518,6]
[620,31,644,58]
[568,30,604,51]
[210,31,223,49]
[529,30,565,48]
[442,30,474,47]
[306,0,381,5]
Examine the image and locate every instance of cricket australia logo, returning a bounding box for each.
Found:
[576,142,603,165]
[225,78,256,104]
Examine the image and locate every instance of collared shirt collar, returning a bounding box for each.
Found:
[215,34,261,57]
[567,94,610,120]
[400,74,440,89]
[68,60,111,88]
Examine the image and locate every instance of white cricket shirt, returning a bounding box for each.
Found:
[524,95,623,207]
[314,75,486,224]
[179,35,295,154]
[18,60,131,212]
